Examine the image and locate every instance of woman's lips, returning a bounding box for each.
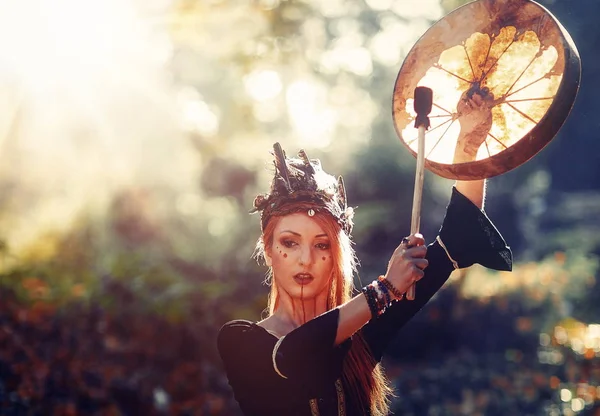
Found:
[294,274,314,285]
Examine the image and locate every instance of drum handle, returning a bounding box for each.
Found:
[406,86,432,301]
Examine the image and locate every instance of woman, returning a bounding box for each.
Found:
[217,141,512,416]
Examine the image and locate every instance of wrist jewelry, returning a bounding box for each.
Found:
[377,279,392,305]
[362,279,396,319]
[361,285,379,319]
[378,275,404,300]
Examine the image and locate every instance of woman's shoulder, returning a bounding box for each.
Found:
[217,319,273,350]
[219,319,256,331]
[217,319,277,368]
[218,319,258,340]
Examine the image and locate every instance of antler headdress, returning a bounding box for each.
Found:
[251,143,354,235]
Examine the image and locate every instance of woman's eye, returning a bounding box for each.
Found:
[282,240,296,248]
[316,243,330,250]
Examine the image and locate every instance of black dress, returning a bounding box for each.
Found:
[217,188,512,416]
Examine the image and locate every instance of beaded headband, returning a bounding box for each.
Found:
[251,143,354,235]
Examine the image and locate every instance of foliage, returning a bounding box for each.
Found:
[0,0,598,414]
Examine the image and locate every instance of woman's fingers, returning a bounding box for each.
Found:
[413,258,429,270]
[385,234,429,290]
[408,233,425,247]
[412,268,425,282]
[408,265,425,283]
[403,245,427,259]
[397,233,425,251]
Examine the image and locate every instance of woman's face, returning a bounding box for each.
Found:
[265,213,334,301]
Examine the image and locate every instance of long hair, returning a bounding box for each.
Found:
[255,206,394,415]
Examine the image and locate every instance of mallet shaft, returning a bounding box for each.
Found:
[406,125,426,300]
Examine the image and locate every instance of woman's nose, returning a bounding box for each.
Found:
[299,246,313,266]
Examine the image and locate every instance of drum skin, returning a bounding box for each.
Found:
[392,0,581,180]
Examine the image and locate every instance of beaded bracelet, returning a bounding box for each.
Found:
[377,275,404,300]
[361,285,380,319]
[374,284,387,313]
[362,279,397,319]
[377,280,392,305]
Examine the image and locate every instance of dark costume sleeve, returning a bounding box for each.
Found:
[217,309,350,415]
[361,187,513,362]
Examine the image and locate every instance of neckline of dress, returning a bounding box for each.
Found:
[253,321,282,340]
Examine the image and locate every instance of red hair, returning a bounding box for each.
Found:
[255,205,393,415]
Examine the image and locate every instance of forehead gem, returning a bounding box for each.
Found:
[308,209,315,217]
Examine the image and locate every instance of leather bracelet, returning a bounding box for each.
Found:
[378,275,404,300]
[377,279,392,305]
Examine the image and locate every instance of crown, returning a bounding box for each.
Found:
[251,143,354,235]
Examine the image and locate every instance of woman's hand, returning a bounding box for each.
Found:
[384,233,428,297]
[453,90,494,164]
[335,234,427,345]
[453,90,491,209]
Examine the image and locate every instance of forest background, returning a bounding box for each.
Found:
[0,0,599,414]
